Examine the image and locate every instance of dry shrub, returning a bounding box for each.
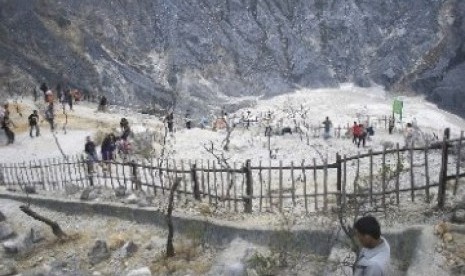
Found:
[150,239,211,275]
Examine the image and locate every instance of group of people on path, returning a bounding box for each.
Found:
[84,118,132,170]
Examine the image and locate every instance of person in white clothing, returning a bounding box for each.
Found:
[354,216,391,276]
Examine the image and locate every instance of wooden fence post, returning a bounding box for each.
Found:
[244,159,253,213]
[131,161,139,190]
[336,153,342,206]
[86,157,94,187]
[438,128,450,209]
[191,163,201,201]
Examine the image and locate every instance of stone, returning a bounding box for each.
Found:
[0,263,17,276]
[29,227,45,244]
[208,238,256,276]
[443,233,453,243]
[126,267,152,276]
[0,222,15,241]
[88,240,110,265]
[0,211,6,222]
[2,240,19,254]
[451,209,465,224]
[224,262,246,276]
[24,185,37,194]
[125,194,139,205]
[120,241,138,258]
[80,188,99,201]
[115,186,126,198]
[64,184,81,195]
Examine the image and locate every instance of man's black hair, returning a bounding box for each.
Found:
[354,216,381,239]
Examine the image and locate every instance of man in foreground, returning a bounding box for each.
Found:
[354,216,391,276]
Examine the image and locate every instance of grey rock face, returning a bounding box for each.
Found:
[0,211,5,222]
[1,0,465,116]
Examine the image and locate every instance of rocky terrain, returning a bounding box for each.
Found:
[1,0,465,116]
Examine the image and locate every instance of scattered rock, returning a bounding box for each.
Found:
[80,188,99,201]
[451,209,465,224]
[0,222,15,241]
[29,227,45,244]
[0,263,17,276]
[88,240,110,265]
[434,221,448,236]
[24,185,37,194]
[115,186,126,198]
[0,211,6,222]
[2,240,19,254]
[443,233,453,243]
[224,262,246,276]
[126,267,152,276]
[64,183,81,195]
[208,238,256,276]
[120,241,138,258]
[125,194,139,205]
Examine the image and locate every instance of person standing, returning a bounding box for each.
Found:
[354,216,391,276]
[322,116,333,139]
[45,102,55,131]
[28,110,40,137]
[66,89,73,111]
[352,122,360,144]
[388,116,395,135]
[165,112,174,133]
[1,114,15,145]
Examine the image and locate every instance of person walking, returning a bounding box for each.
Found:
[358,124,367,148]
[28,110,40,137]
[354,216,391,276]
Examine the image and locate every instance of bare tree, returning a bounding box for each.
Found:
[166,177,182,257]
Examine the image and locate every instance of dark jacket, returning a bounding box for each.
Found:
[85,141,97,156]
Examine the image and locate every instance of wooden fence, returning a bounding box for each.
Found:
[1,129,464,214]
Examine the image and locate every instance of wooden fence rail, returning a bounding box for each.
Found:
[1,128,464,214]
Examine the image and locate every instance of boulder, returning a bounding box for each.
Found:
[124,194,139,205]
[80,187,99,201]
[208,238,256,276]
[0,211,6,222]
[115,186,126,198]
[88,240,110,265]
[126,267,152,276]
[64,183,81,195]
[451,209,465,224]
[2,240,19,254]
[0,222,15,241]
[120,241,138,258]
[0,263,17,276]
[29,227,45,244]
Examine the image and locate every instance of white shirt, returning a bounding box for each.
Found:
[354,237,391,276]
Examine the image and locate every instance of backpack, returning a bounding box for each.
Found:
[29,114,38,125]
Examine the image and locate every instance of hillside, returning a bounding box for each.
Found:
[1,0,465,116]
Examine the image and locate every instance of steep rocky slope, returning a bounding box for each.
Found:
[0,0,464,115]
